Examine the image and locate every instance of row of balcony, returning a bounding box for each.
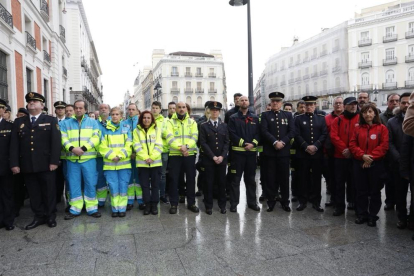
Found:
[171,72,216,78]
[170,88,217,94]
[0,3,13,29]
[360,81,414,91]
[358,31,414,47]
[358,56,414,68]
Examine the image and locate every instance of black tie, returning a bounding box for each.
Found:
[31,116,36,125]
[214,121,217,128]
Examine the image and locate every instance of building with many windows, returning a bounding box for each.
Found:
[151,49,228,116]
[0,0,70,115]
[66,0,102,111]
[348,0,414,107]
[253,71,266,114]
[264,21,350,111]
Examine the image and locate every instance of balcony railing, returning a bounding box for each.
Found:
[288,79,294,84]
[311,72,319,78]
[319,69,328,76]
[383,57,397,66]
[208,73,216,78]
[60,25,66,43]
[332,46,339,53]
[383,34,398,43]
[332,66,341,73]
[40,0,49,21]
[358,61,372,69]
[208,89,217,93]
[171,72,179,77]
[280,66,285,71]
[406,29,414,39]
[311,54,317,60]
[195,89,204,93]
[361,84,372,91]
[303,74,309,80]
[358,39,372,47]
[0,3,13,29]
[295,77,302,82]
[170,88,180,93]
[303,57,309,63]
[383,82,397,90]
[280,81,286,86]
[63,66,67,78]
[26,32,36,50]
[320,50,327,57]
[43,51,51,63]
[184,88,193,93]
[195,73,203,77]
[406,55,414,63]
[405,80,414,88]
[185,73,192,77]
[288,62,294,68]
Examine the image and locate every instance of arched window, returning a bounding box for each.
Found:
[385,70,395,83]
[361,73,369,85]
[197,96,202,107]
[323,80,327,91]
[313,82,318,93]
[305,84,309,94]
[408,67,414,80]
[186,96,191,105]
[172,96,178,103]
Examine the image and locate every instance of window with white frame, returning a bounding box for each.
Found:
[209,82,215,90]
[290,87,294,95]
[313,64,317,73]
[197,82,202,90]
[298,86,301,95]
[0,51,8,101]
[290,72,294,79]
[409,45,414,56]
[305,84,309,94]
[172,81,177,88]
[408,67,414,80]
[361,31,369,40]
[197,96,202,107]
[196,67,202,75]
[297,70,301,78]
[186,81,191,89]
[409,22,414,31]
[323,80,327,91]
[361,73,369,85]
[386,26,395,37]
[322,62,327,70]
[172,96,178,103]
[313,82,318,93]
[361,52,370,62]
[186,96,191,105]
[335,77,340,88]
[385,48,395,60]
[305,67,309,74]
[385,70,395,83]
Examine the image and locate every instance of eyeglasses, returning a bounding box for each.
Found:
[334,102,343,105]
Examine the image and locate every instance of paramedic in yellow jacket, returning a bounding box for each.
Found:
[166,102,199,214]
[134,111,163,215]
[99,107,132,217]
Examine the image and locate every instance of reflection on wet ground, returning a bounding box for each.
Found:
[1,176,413,276]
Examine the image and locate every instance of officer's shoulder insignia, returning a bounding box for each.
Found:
[7,120,13,123]
[317,114,325,117]
[20,123,25,129]
[201,121,208,125]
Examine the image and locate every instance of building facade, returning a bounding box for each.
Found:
[264,22,350,111]
[253,71,266,114]
[66,0,102,111]
[142,70,153,111]
[348,0,414,108]
[0,0,70,115]
[152,49,228,116]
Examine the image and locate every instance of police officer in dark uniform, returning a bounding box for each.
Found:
[0,99,15,230]
[199,101,229,215]
[294,96,327,212]
[261,92,295,212]
[10,92,61,230]
[228,96,261,212]
[195,101,211,197]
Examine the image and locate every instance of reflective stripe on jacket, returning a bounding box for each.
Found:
[133,123,163,168]
[60,115,100,162]
[99,120,132,170]
[155,114,169,153]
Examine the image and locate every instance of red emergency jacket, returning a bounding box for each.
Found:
[330,114,360,159]
[349,123,389,161]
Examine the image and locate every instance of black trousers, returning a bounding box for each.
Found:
[24,171,56,221]
[354,160,383,220]
[297,158,322,206]
[204,162,227,210]
[178,167,186,197]
[196,156,205,193]
[384,163,395,206]
[229,152,257,207]
[334,158,355,211]
[0,174,15,227]
[168,156,196,206]
[265,156,290,206]
[226,150,234,196]
[139,167,161,205]
[56,160,65,203]
[259,153,267,197]
[13,173,26,214]
[290,156,299,197]
[393,164,412,221]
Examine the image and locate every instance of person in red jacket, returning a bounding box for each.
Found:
[349,103,389,227]
[330,97,360,216]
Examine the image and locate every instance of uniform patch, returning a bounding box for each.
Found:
[303,121,306,125]
[370,134,377,140]
[20,123,24,129]
[271,118,274,121]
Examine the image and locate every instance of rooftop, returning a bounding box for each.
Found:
[169,51,215,58]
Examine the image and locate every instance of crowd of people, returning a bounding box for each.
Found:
[0,90,413,241]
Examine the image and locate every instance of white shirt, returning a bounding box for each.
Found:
[210,119,218,126]
[57,116,65,122]
[30,113,42,123]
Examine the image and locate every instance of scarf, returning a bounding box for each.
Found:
[343,110,358,119]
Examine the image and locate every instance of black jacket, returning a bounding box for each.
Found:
[199,120,229,165]
[225,106,239,124]
[0,119,14,176]
[294,113,327,159]
[228,110,260,155]
[400,133,414,179]
[10,114,61,173]
[260,110,295,157]
[387,109,404,163]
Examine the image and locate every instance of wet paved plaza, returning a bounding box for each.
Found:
[0,177,413,276]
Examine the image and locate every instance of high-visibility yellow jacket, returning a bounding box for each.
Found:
[99,120,132,170]
[133,123,163,168]
[155,114,169,153]
[58,118,68,159]
[166,113,198,156]
[60,115,100,162]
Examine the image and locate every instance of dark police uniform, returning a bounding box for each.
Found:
[54,101,67,204]
[199,102,229,214]
[294,96,327,212]
[0,99,15,230]
[260,92,295,212]
[228,108,260,211]
[10,92,61,229]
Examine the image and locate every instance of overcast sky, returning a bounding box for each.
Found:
[82,0,392,107]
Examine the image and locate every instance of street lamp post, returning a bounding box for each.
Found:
[229,0,254,109]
